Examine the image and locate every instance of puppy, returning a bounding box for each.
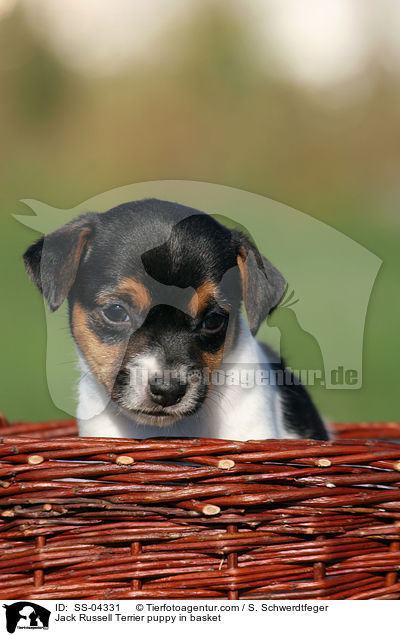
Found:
[23,198,328,441]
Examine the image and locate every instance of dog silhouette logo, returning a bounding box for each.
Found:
[3,602,50,634]
[15,184,382,410]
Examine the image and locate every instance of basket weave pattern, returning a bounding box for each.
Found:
[1,417,400,600]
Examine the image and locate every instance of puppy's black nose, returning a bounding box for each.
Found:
[149,378,187,407]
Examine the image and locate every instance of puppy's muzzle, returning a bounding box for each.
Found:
[148,376,187,407]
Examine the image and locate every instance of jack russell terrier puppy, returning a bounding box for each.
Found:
[23,198,328,441]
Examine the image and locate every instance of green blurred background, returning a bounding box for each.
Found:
[0,0,399,423]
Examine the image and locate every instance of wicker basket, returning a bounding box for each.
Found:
[1,415,400,600]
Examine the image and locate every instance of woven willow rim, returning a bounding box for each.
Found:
[1,416,400,600]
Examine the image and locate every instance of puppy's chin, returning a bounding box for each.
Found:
[125,409,180,427]
[116,403,200,427]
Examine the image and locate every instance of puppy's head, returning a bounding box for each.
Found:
[23,199,285,426]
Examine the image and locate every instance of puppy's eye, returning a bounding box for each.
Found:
[201,312,227,334]
[101,304,130,324]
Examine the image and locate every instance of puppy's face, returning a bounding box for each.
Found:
[23,199,285,427]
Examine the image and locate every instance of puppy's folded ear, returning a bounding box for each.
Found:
[233,230,286,335]
[23,215,94,311]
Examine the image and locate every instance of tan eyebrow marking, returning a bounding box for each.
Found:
[237,248,249,307]
[188,280,218,316]
[71,302,125,392]
[117,277,151,312]
[97,277,152,312]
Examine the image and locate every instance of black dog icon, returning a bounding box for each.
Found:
[3,602,50,634]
